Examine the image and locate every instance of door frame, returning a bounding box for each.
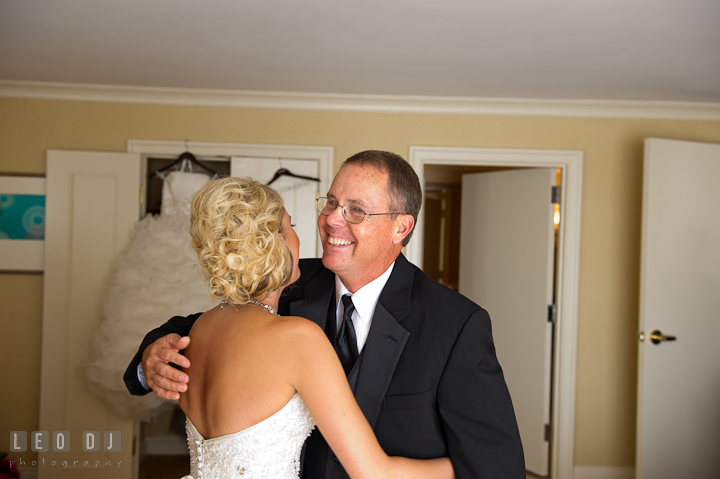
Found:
[127,139,334,258]
[408,146,583,479]
[126,139,333,466]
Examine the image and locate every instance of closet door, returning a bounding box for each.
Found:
[40,151,140,479]
[231,157,321,258]
[636,139,720,478]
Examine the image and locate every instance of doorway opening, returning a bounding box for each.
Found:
[423,163,561,477]
[422,164,524,290]
[408,146,582,479]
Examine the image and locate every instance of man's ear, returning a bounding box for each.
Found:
[392,215,414,245]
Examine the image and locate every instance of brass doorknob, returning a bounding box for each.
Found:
[649,329,677,345]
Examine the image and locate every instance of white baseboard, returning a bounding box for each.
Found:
[140,435,188,456]
[573,466,635,479]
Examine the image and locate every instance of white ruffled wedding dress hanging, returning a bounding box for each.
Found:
[82,170,216,419]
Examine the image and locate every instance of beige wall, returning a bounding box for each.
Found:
[1,96,719,468]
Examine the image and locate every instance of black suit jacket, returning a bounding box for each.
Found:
[124,254,525,478]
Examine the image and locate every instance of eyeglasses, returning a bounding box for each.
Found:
[316,197,406,224]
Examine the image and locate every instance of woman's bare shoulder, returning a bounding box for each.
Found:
[269,315,327,352]
[187,307,221,335]
[276,315,324,336]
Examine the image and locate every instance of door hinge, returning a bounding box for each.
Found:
[544,423,551,442]
[139,185,144,205]
[547,304,556,323]
[551,185,561,204]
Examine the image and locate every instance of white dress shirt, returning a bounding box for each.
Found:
[334,262,395,354]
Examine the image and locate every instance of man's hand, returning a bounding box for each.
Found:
[142,334,191,400]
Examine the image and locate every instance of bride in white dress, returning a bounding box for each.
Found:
[178,177,453,479]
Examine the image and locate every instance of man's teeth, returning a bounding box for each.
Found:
[329,237,352,246]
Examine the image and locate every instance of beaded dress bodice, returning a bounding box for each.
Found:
[184,393,315,479]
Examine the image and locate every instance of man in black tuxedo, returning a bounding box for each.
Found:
[124,150,525,478]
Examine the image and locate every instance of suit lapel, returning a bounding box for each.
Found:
[289,255,417,430]
[352,302,409,428]
[353,254,415,429]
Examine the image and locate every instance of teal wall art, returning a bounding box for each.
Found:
[0,176,45,272]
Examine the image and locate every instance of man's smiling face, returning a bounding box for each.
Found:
[318,163,405,292]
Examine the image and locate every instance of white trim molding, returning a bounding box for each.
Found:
[573,466,635,479]
[2,80,720,120]
[408,146,583,479]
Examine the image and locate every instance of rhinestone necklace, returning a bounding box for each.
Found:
[220,299,278,316]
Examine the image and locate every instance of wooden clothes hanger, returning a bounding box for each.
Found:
[266,167,320,185]
[151,151,220,178]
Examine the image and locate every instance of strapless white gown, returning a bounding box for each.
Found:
[183,393,316,479]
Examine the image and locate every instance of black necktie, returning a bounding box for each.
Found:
[337,294,359,375]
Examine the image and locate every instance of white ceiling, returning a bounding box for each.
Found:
[1,0,719,103]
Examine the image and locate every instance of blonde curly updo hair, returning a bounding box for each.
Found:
[190,176,293,305]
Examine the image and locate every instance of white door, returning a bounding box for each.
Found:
[636,138,720,479]
[459,168,556,476]
[40,150,140,478]
[231,157,321,258]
